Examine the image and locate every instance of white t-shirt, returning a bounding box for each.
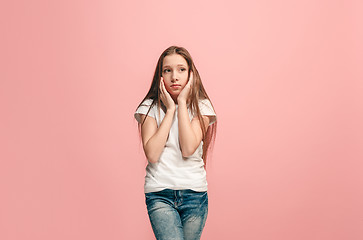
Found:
[134,98,216,193]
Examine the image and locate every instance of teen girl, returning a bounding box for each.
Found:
[134,46,217,240]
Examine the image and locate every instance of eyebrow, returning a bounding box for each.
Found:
[163,64,187,68]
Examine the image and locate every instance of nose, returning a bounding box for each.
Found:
[171,71,178,82]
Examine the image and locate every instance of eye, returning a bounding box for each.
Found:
[163,69,171,73]
[180,68,186,71]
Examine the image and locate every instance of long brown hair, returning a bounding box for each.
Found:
[136,46,217,165]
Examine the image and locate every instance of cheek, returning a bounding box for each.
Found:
[165,85,171,91]
[164,85,173,94]
[164,79,173,88]
[182,74,189,85]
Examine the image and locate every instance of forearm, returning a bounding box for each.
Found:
[178,102,198,157]
[143,109,175,163]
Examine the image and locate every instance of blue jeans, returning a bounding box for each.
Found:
[145,189,208,240]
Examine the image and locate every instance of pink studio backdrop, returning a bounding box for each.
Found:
[1,0,362,239]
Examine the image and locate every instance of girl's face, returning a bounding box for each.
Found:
[161,54,189,99]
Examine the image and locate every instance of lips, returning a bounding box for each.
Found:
[170,84,181,88]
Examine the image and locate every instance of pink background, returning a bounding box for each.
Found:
[1,0,362,239]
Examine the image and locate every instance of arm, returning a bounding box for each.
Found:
[140,76,176,163]
[139,109,175,163]
[178,102,210,157]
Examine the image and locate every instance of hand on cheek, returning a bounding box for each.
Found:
[159,77,176,111]
[177,71,193,104]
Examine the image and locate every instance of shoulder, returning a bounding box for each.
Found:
[197,98,217,125]
[135,98,157,123]
[198,98,215,113]
[139,98,154,107]
[136,98,159,111]
[198,98,212,106]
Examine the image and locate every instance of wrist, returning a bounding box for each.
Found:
[177,98,187,105]
[166,106,176,113]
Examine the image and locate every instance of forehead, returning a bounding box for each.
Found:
[162,54,188,67]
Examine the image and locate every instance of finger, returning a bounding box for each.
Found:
[160,80,169,101]
[188,76,193,87]
[160,79,164,93]
[159,78,164,94]
[161,79,168,93]
[161,78,166,91]
[187,72,193,87]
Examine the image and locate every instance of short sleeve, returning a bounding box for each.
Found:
[134,99,156,124]
[199,99,217,126]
